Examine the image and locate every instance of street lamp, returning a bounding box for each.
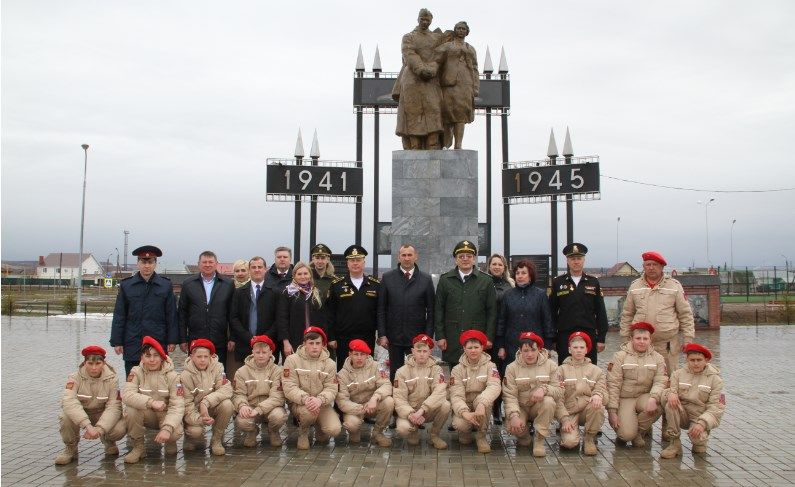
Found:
[616,216,621,263]
[730,219,737,293]
[115,247,120,275]
[77,144,89,314]
[697,198,716,267]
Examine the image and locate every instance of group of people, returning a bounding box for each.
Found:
[56,240,724,464]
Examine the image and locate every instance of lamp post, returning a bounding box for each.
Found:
[730,219,736,293]
[697,198,716,267]
[77,144,89,314]
[115,247,120,276]
[616,216,621,263]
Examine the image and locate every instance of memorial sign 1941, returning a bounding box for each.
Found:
[501,156,600,203]
[266,160,363,201]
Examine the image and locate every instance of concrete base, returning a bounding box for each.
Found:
[391,150,478,276]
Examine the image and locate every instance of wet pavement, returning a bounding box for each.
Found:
[2,315,793,486]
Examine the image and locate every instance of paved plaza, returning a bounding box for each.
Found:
[1,315,793,486]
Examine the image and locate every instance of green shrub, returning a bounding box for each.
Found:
[62,294,77,314]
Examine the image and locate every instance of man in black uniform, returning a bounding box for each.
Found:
[110,245,179,376]
[549,243,608,365]
[325,245,380,370]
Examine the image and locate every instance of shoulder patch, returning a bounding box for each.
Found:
[393,379,399,388]
[116,389,122,400]
[126,372,135,382]
[607,362,613,372]
[283,368,290,378]
[491,367,500,379]
[379,368,387,379]
[368,275,380,284]
[438,372,446,384]
[333,374,339,384]
[331,276,345,284]
[176,383,184,397]
[65,380,75,390]
[719,393,725,405]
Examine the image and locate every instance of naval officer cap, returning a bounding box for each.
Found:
[132,245,162,258]
[311,243,332,257]
[562,243,588,257]
[453,240,477,256]
[344,245,368,259]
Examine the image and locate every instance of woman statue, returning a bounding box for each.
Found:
[437,21,479,149]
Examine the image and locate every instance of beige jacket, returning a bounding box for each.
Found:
[393,355,448,417]
[232,354,285,415]
[122,358,185,433]
[282,345,338,407]
[449,352,502,415]
[619,274,695,342]
[337,356,392,415]
[502,349,563,419]
[179,356,233,425]
[61,363,122,433]
[606,342,668,410]
[664,363,725,430]
[556,357,608,420]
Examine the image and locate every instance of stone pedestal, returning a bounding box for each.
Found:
[391,150,478,276]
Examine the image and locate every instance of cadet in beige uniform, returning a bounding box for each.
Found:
[502,332,562,457]
[393,334,451,450]
[556,332,607,456]
[337,339,394,447]
[449,330,502,453]
[122,336,185,463]
[180,339,233,455]
[660,343,725,458]
[233,335,287,447]
[619,251,695,376]
[282,326,341,450]
[55,346,126,465]
[607,322,666,447]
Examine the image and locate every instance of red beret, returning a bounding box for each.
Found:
[412,334,434,349]
[81,345,106,359]
[189,339,216,355]
[141,336,167,360]
[459,329,488,347]
[304,326,327,345]
[641,251,667,266]
[518,332,544,349]
[568,332,592,353]
[250,335,276,352]
[630,322,656,335]
[684,343,712,361]
[348,339,372,355]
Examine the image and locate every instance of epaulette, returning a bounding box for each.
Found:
[331,276,346,284]
[367,275,380,284]
[159,275,172,281]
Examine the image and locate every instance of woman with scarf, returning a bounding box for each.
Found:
[487,253,513,424]
[275,261,327,359]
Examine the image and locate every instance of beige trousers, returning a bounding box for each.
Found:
[343,396,395,433]
[396,400,451,438]
[614,394,661,441]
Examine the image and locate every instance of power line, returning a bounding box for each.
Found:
[602,174,795,193]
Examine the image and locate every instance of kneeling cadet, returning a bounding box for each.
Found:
[393,334,451,449]
[337,339,394,447]
[55,346,126,465]
[282,326,342,449]
[179,339,233,455]
[233,335,287,447]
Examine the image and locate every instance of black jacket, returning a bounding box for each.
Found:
[110,272,178,362]
[325,275,380,342]
[178,273,234,346]
[549,272,609,343]
[496,284,554,357]
[377,264,435,346]
[263,264,292,293]
[229,281,279,360]
[275,288,328,350]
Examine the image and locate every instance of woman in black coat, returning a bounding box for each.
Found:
[275,261,327,358]
[487,253,514,423]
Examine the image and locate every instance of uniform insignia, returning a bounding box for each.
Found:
[502,377,507,385]
[65,380,75,390]
[719,393,725,405]
[379,368,387,379]
[284,368,291,378]
[607,362,613,372]
[277,384,283,391]
[176,383,184,397]
[116,389,122,400]
[221,372,228,385]
[232,379,237,388]
[126,372,135,382]
[393,379,399,388]
[491,367,500,379]
[333,375,339,384]
[449,376,455,386]
[438,372,446,384]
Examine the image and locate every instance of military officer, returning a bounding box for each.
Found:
[434,240,497,365]
[325,245,380,370]
[309,243,337,303]
[110,245,179,376]
[549,243,609,365]
[55,346,126,465]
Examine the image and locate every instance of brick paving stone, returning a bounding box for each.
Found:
[3,316,795,486]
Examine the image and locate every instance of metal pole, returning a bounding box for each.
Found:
[372,66,381,275]
[355,65,364,246]
[309,156,319,255]
[550,156,558,278]
[730,219,736,293]
[564,154,573,245]
[501,111,509,260]
[485,70,492,258]
[294,155,303,261]
[616,217,621,263]
[77,144,89,313]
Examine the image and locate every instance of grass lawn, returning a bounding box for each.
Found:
[722,294,792,303]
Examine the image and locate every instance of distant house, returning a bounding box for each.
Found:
[605,262,640,277]
[184,263,235,276]
[36,253,105,279]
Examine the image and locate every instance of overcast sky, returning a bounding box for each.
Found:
[2,1,794,273]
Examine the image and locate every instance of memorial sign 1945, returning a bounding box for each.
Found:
[502,157,600,203]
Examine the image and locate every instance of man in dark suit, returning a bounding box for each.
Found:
[377,244,435,381]
[230,256,280,362]
[178,250,235,364]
